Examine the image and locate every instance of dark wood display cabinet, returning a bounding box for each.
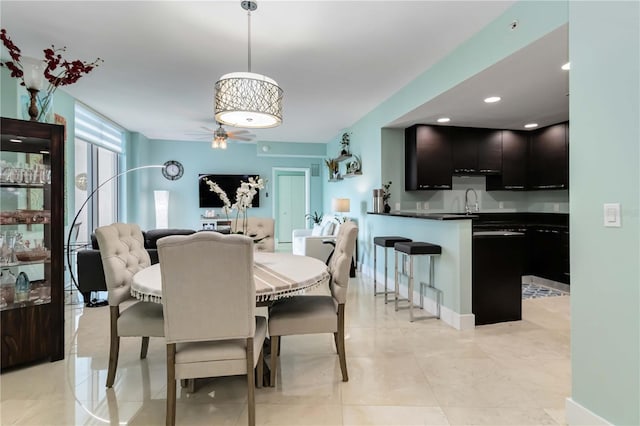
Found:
[405,125,453,190]
[1,117,65,370]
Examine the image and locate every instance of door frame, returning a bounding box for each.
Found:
[272,167,310,243]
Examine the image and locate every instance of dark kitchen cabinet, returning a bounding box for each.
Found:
[527,226,569,284]
[528,122,568,190]
[486,130,528,190]
[473,232,525,325]
[451,127,502,174]
[405,125,452,190]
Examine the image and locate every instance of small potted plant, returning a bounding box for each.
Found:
[382,181,392,213]
[325,158,339,179]
[340,132,351,156]
[305,211,323,226]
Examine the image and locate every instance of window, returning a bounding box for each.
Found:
[73,104,125,243]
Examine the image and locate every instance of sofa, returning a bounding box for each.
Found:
[291,216,339,264]
[76,228,196,306]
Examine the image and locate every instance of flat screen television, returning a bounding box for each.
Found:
[199,174,261,208]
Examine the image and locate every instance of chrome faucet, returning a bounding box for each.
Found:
[465,188,479,214]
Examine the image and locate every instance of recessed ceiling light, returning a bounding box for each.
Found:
[484,96,501,103]
[524,123,539,129]
[561,62,570,70]
[437,117,451,123]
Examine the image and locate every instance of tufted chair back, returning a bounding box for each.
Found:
[231,217,275,252]
[327,221,358,304]
[96,223,151,306]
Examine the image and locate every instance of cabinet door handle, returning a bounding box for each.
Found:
[503,185,525,189]
[532,184,566,189]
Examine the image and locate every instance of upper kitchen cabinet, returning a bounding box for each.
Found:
[486,130,528,190]
[528,122,568,190]
[451,127,502,174]
[405,125,452,190]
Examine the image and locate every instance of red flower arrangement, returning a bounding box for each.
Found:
[0,28,103,121]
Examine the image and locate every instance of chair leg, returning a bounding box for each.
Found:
[270,336,279,388]
[246,338,256,426]
[166,344,176,426]
[256,347,264,389]
[106,306,120,388]
[337,304,348,382]
[333,332,339,354]
[140,336,150,359]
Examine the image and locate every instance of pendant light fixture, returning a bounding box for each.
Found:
[214,1,283,129]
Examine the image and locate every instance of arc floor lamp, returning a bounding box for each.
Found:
[65,162,179,305]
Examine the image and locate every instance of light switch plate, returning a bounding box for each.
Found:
[603,203,621,227]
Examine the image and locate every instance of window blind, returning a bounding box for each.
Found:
[74,104,124,153]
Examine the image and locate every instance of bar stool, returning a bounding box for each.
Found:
[394,241,442,322]
[373,236,412,303]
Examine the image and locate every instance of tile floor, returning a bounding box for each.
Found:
[0,273,571,425]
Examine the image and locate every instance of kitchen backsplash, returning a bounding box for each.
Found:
[399,176,569,214]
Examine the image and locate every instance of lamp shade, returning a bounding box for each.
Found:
[22,57,45,90]
[332,198,350,213]
[214,72,283,128]
[154,190,170,229]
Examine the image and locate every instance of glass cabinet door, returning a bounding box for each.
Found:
[1,144,52,310]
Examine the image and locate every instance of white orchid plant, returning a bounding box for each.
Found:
[204,176,265,235]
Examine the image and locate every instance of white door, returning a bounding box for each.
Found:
[276,174,306,243]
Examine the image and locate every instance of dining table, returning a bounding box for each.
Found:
[131,251,331,306]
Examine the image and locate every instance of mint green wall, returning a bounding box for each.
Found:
[128,138,325,230]
[1,67,19,118]
[325,0,568,266]
[569,2,640,424]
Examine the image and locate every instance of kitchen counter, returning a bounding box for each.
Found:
[367,211,478,220]
[366,212,475,330]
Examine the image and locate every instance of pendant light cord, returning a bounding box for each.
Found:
[247,7,252,73]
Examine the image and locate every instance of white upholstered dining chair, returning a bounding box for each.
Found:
[231,217,275,252]
[157,231,267,426]
[95,223,164,388]
[268,221,358,386]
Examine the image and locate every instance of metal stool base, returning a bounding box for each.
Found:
[394,250,442,322]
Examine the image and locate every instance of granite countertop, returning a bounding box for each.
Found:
[367,211,478,221]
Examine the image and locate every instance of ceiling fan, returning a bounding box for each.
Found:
[190,123,255,149]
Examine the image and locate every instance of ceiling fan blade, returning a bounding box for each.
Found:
[231,136,254,142]
[200,126,216,133]
[228,129,251,135]
[229,135,255,141]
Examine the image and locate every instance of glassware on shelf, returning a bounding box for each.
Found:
[0,268,16,306]
[15,271,30,303]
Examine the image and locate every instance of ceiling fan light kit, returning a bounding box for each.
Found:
[214,1,283,129]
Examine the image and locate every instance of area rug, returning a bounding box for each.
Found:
[522,283,568,299]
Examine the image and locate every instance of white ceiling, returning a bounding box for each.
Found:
[0,1,569,145]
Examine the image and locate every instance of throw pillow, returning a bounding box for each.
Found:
[321,222,335,236]
[311,224,323,236]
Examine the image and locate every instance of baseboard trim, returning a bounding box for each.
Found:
[565,398,612,425]
[365,265,475,330]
